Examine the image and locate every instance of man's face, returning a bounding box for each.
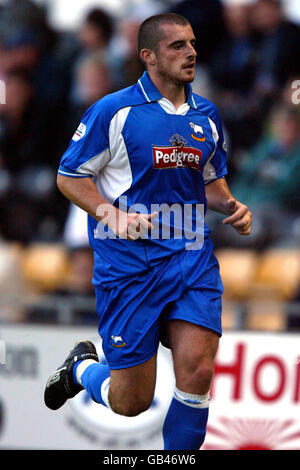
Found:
[153,23,197,85]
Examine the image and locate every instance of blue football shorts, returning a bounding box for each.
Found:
[94,237,224,370]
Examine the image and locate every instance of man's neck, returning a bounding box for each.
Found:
[148,71,186,110]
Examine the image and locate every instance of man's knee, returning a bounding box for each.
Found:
[177,356,215,392]
[110,394,153,417]
[193,360,214,387]
[167,321,219,394]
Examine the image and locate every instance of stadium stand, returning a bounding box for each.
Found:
[20,243,70,292]
[244,301,287,331]
[216,249,258,300]
[250,248,300,301]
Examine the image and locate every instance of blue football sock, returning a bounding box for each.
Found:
[73,360,83,385]
[73,360,110,407]
[163,388,210,450]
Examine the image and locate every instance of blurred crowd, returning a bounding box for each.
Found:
[0,0,299,326]
[0,0,299,247]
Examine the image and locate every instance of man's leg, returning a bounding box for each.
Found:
[163,320,219,450]
[109,354,157,416]
[78,353,157,416]
[45,340,157,417]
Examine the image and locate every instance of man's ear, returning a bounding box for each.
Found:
[140,48,156,67]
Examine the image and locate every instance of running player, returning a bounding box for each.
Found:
[44,13,252,450]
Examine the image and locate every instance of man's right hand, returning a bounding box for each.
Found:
[97,204,158,241]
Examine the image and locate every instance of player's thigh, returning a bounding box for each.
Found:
[108,353,157,415]
[166,320,219,393]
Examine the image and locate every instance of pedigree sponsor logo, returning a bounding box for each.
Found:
[153,145,202,171]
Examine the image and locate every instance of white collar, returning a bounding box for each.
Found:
[158,97,190,116]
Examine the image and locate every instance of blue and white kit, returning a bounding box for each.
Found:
[58,71,227,369]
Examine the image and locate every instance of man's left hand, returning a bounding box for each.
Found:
[222,199,252,236]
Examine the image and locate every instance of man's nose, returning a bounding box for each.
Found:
[187,43,197,58]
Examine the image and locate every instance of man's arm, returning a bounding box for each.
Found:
[205,177,252,235]
[57,174,157,240]
[57,174,106,219]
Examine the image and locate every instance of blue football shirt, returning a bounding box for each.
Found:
[58,71,227,287]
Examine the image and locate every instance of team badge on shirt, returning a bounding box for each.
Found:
[72,122,86,142]
[111,335,127,348]
[190,122,206,142]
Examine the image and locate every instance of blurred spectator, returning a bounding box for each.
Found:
[109,16,147,89]
[209,0,300,171]
[109,2,164,88]
[69,8,117,101]
[228,103,300,248]
[232,104,300,208]
[209,1,265,164]
[170,0,226,65]
[0,0,69,105]
[67,54,113,140]
[73,54,113,107]
[0,71,56,171]
[78,8,114,54]
[117,16,145,86]
[250,0,300,95]
[0,71,69,243]
[211,3,257,96]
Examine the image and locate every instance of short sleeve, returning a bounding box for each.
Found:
[203,105,228,185]
[58,100,111,178]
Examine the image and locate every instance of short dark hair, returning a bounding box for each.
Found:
[138,13,190,55]
[85,8,114,43]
